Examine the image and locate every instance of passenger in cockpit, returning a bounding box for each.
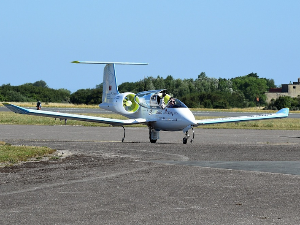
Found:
[159,92,166,109]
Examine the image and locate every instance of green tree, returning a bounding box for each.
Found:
[70,89,92,104]
[271,96,292,110]
[195,72,218,93]
[144,77,155,90]
[217,78,232,93]
[6,90,31,102]
[153,76,165,90]
[86,88,102,104]
[33,80,48,88]
[231,73,268,105]
[265,78,276,89]
[0,93,5,101]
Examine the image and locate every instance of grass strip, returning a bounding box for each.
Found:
[0,142,56,166]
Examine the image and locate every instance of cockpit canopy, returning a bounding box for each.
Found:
[134,89,187,109]
[165,98,188,108]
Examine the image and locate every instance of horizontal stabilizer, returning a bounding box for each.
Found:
[72,61,148,65]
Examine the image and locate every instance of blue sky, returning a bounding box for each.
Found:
[1,1,299,93]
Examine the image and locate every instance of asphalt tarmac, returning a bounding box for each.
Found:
[1,125,300,224]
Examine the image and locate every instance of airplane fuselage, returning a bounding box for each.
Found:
[100,104,196,131]
[142,107,196,131]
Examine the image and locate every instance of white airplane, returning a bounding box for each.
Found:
[3,61,289,144]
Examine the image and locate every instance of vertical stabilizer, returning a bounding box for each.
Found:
[102,63,119,103]
[72,61,148,110]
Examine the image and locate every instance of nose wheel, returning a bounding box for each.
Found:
[149,126,159,143]
[183,137,188,144]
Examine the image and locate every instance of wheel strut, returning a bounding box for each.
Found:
[190,127,195,143]
[121,126,125,142]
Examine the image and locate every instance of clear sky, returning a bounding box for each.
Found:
[1,0,299,93]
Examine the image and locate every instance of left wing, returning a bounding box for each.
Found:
[3,103,148,125]
[195,108,289,126]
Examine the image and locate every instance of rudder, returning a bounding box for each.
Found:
[102,64,119,103]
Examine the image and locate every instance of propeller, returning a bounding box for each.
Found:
[123,94,139,113]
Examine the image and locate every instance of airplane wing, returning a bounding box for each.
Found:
[195,108,289,126]
[2,103,149,126]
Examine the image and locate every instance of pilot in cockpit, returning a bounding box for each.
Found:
[167,97,176,108]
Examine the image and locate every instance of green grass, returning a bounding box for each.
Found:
[0,142,56,166]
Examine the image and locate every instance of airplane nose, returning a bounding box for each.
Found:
[180,108,196,125]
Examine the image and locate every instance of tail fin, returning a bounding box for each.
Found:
[102,63,119,103]
[72,61,148,104]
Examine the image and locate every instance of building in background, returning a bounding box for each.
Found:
[266,78,300,103]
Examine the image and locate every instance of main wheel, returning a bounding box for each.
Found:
[183,137,187,144]
[150,139,157,143]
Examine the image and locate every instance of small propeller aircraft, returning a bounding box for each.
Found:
[3,61,289,144]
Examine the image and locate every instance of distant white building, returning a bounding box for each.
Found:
[265,78,300,103]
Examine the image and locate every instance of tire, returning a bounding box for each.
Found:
[183,138,187,144]
[150,139,157,143]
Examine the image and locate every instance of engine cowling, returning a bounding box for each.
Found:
[113,92,140,115]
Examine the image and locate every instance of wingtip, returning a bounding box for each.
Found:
[71,61,80,63]
[276,108,289,115]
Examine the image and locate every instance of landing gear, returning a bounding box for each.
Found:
[149,126,159,143]
[121,126,125,142]
[117,126,159,143]
[183,127,194,144]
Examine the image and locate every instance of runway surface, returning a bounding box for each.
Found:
[1,125,300,224]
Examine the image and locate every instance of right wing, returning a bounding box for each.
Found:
[195,108,289,126]
[3,103,149,126]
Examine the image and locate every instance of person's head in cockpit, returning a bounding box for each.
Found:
[167,98,176,108]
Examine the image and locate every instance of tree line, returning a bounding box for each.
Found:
[0,81,71,103]
[0,74,297,109]
[116,72,276,108]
